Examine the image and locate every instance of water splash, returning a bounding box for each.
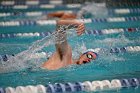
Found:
[0,35,54,73]
[94,35,133,47]
[78,2,108,18]
[72,42,87,59]
[0,25,80,73]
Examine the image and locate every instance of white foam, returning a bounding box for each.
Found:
[81,2,108,18]
[0,31,55,73]
[29,52,47,59]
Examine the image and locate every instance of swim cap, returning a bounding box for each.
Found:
[83,49,98,59]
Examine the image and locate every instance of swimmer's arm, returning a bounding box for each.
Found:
[47,11,65,18]
[57,20,85,36]
[55,20,85,60]
[47,12,76,19]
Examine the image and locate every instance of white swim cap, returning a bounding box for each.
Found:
[83,48,100,53]
[82,48,99,58]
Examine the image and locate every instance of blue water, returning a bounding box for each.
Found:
[0,4,140,93]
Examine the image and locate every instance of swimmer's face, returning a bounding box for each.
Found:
[77,51,97,65]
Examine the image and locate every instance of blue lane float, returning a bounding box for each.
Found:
[0,78,140,93]
[0,4,82,10]
[0,16,140,27]
[107,1,140,7]
[54,83,66,93]
[64,82,75,92]
[128,78,139,87]
[0,88,5,93]
[120,79,131,88]
[0,8,140,18]
[0,54,14,62]
[120,78,140,88]
[47,84,55,93]
[1,46,140,62]
[73,82,84,92]
[112,8,140,14]
[0,0,64,5]
[0,52,47,62]
[110,47,127,53]
[1,55,9,61]
[0,10,74,17]
[0,27,139,38]
[1,0,140,8]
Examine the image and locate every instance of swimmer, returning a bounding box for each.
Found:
[42,13,97,70]
[45,9,88,20]
[47,11,77,19]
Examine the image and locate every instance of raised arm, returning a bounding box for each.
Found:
[47,11,77,19]
[55,20,85,60]
[57,20,85,35]
[47,11,65,18]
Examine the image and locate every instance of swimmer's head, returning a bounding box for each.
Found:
[76,49,97,65]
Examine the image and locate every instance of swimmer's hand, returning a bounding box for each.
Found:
[57,20,85,36]
[76,22,85,36]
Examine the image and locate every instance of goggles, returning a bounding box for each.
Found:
[86,53,95,60]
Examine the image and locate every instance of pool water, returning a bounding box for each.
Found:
[0,2,140,93]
